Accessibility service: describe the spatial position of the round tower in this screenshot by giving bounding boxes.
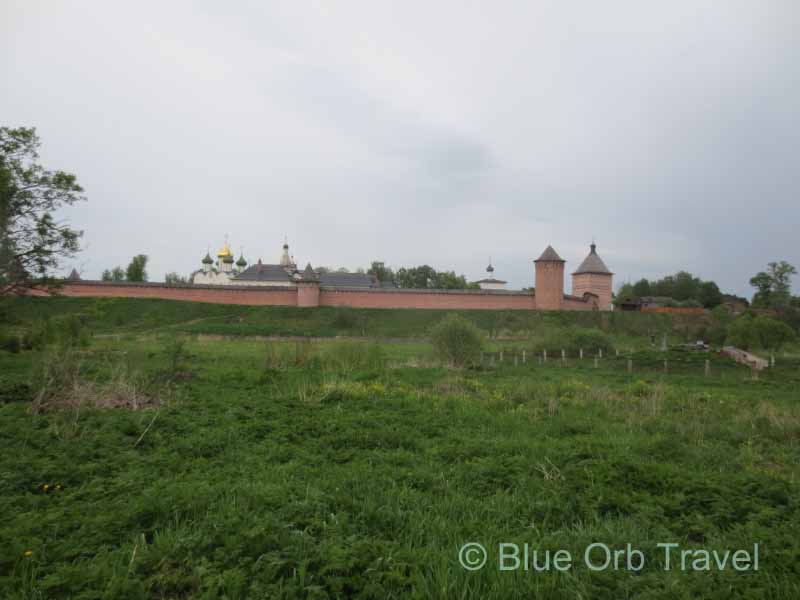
[534,245,565,310]
[572,242,614,311]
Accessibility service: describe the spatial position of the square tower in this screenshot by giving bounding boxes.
[534,245,565,310]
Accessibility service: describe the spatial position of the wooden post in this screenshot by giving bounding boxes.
[598,348,603,359]
[770,353,775,368]
[704,359,710,377]
[522,350,527,364]
[615,349,619,357]
[663,359,668,374]
[579,348,584,359]
[594,357,598,369]
[500,351,504,362]
[627,358,633,373]
[561,349,565,365]
[543,350,547,363]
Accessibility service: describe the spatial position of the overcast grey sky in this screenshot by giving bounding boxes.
[2,1,798,297]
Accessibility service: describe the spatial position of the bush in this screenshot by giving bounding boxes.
[320,341,385,374]
[331,308,361,331]
[0,333,21,354]
[569,328,612,354]
[430,314,483,367]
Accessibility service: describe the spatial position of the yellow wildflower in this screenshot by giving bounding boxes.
[24,550,33,557]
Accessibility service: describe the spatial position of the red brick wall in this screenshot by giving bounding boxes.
[561,296,598,311]
[35,281,603,312]
[319,288,536,310]
[47,282,298,306]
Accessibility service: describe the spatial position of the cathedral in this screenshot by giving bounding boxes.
[191,239,385,289]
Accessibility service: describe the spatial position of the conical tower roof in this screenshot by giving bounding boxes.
[202,252,214,264]
[573,243,612,275]
[534,245,565,262]
[301,262,319,281]
[236,253,247,267]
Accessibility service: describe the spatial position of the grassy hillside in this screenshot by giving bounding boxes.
[0,296,698,345]
[1,332,799,598]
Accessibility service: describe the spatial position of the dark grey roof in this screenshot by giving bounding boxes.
[573,243,612,275]
[534,245,565,262]
[202,253,213,264]
[476,278,507,284]
[233,263,294,282]
[320,272,378,288]
[236,254,247,267]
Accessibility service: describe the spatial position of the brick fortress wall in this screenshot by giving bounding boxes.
[32,281,602,311]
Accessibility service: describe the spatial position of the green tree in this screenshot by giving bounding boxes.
[0,127,85,293]
[725,314,760,350]
[101,266,126,282]
[750,261,796,308]
[697,281,723,308]
[367,261,395,284]
[631,278,651,297]
[754,315,795,350]
[125,255,148,282]
[165,272,188,286]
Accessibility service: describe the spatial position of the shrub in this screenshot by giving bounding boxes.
[0,333,20,354]
[321,341,385,373]
[331,308,360,331]
[569,328,612,354]
[430,314,483,367]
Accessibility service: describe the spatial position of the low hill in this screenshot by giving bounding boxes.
[1,296,707,347]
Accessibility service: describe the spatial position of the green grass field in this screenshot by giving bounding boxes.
[1,298,799,598]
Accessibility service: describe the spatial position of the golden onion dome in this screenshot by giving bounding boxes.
[217,242,233,258]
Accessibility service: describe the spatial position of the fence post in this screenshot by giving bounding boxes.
[500,351,504,362]
[561,349,565,365]
[663,359,668,374]
[522,350,527,364]
[580,348,583,360]
[770,353,775,368]
[514,354,519,367]
[615,349,619,357]
[594,357,598,369]
[627,358,633,373]
[543,350,547,363]
[704,359,710,377]
[598,348,603,359]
